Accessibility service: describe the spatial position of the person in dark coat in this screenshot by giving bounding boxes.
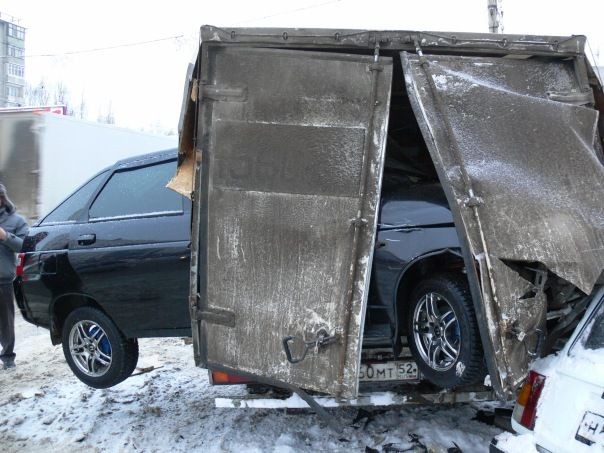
[0,183,28,369]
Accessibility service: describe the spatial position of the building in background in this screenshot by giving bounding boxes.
[0,12,25,107]
[0,110,177,222]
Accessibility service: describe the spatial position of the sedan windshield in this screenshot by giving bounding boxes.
[585,302,604,350]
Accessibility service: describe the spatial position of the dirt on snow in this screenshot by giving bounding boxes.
[0,314,504,452]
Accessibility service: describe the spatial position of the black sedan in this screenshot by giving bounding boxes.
[16,150,483,391]
[15,149,191,388]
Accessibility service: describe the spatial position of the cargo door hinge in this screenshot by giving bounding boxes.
[463,188,484,208]
[413,39,429,67]
[368,41,384,72]
[191,294,236,327]
[464,195,484,208]
[350,217,368,228]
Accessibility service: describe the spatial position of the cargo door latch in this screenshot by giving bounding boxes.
[282,328,338,364]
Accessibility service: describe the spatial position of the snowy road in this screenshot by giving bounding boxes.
[0,314,504,452]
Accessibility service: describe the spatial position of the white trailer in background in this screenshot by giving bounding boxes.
[0,111,176,222]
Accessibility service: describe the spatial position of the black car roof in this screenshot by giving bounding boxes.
[115,148,177,169]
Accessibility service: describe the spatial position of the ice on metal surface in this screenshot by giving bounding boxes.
[195,47,393,399]
[403,52,604,397]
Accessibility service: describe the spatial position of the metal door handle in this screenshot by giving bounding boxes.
[282,328,337,364]
[77,234,96,246]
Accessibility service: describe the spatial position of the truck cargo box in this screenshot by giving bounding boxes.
[173,26,604,401]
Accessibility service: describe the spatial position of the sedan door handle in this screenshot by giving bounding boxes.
[77,234,96,246]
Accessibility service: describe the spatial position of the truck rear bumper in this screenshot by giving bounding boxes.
[215,389,496,409]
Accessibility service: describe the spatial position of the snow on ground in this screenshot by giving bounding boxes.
[0,314,504,452]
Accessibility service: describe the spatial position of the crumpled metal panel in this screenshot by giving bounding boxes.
[194,46,392,399]
[402,53,604,396]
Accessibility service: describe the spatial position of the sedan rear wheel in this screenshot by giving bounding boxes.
[68,320,113,377]
[407,274,486,388]
[412,291,461,372]
[62,306,138,388]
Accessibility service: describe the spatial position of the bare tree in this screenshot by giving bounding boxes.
[77,91,87,119]
[53,82,70,112]
[97,101,115,125]
[24,79,78,117]
[24,80,50,106]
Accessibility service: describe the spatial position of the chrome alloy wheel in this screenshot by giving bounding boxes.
[68,320,112,377]
[412,292,460,371]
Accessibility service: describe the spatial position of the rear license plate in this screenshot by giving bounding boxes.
[359,361,419,382]
[576,411,604,446]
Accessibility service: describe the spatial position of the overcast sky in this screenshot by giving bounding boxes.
[1,0,603,134]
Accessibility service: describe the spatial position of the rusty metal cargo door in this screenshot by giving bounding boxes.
[402,53,604,398]
[192,47,392,399]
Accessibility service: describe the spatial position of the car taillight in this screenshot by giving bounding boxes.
[16,253,25,277]
[512,370,547,430]
[209,370,254,385]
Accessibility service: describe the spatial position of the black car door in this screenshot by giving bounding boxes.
[67,157,191,337]
[18,170,110,324]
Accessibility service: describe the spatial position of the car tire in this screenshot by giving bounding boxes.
[61,306,139,388]
[407,273,485,388]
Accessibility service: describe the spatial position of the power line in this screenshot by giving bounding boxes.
[1,1,346,60]
[2,34,187,59]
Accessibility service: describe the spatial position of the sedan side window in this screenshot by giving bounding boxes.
[570,298,604,355]
[584,302,604,350]
[89,160,182,219]
[42,171,109,224]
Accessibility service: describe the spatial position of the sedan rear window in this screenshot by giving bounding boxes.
[42,171,109,224]
[89,160,181,219]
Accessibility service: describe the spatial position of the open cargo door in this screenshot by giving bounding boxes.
[192,47,392,399]
[402,52,604,398]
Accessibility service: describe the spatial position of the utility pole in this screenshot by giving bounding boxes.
[487,0,504,33]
